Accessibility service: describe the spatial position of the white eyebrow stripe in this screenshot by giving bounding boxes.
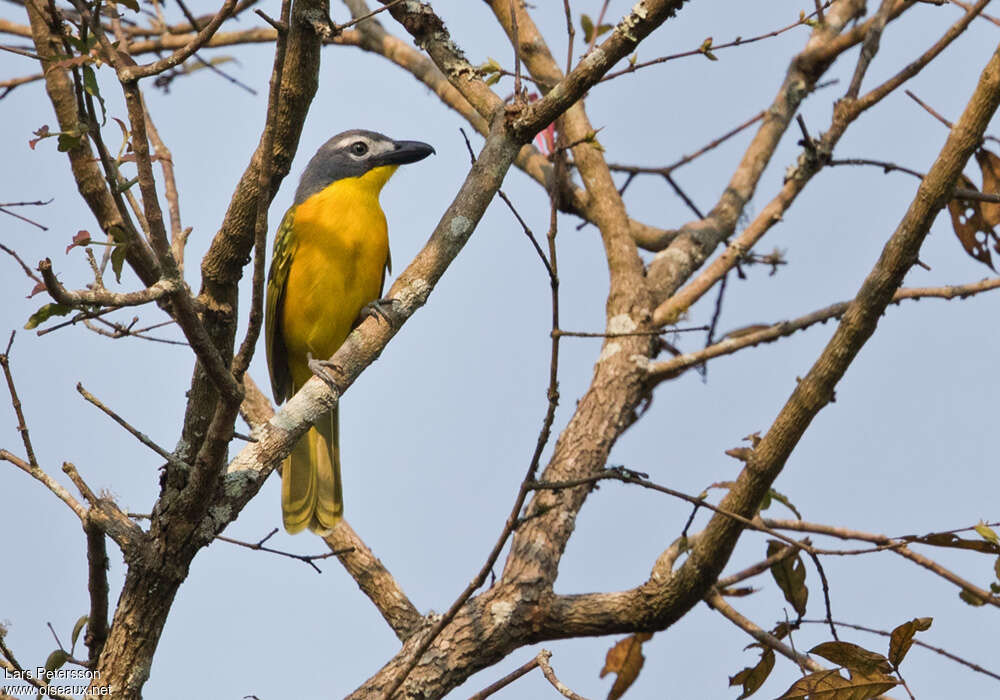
[330,134,395,155]
[331,135,365,150]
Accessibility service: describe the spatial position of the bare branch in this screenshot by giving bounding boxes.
[467,655,542,700]
[216,527,344,573]
[705,591,826,672]
[647,278,1000,382]
[38,258,179,308]
[324,520,424,640]
[76,383,188,469]
[118,1,238,81]
[537,650,589,700]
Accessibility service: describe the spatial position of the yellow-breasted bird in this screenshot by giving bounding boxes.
[265,130,434,534]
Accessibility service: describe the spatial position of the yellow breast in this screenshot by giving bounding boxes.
[281,166,396,388]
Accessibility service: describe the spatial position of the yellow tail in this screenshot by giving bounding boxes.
[281,407,343,534]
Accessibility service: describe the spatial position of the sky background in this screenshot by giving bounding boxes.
[1,1,998,698]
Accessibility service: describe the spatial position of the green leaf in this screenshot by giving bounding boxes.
[760,488,802,518]
[111,242,128,283]
[767,540,808,616]
[596,24,614,40]
[71,615,89,649]
[888,617,932,668]
[975,521,1000,546]
[25,303,72,330]
[758,491,772,512]
[44,649,68,673]
[478,57,502,75]
[57,132,82,152]
[485,72,501,86]
[729,647,774,699]
[82,65,106,125]
[580,14,594,43]
[116,175,140,193]
[809,641,892,676]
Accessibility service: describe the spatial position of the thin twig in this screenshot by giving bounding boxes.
[600,6,826,82]
[508,0,522,98]
[467,655,541,700]
[76,383,188,468]
[537,650,589,700]
[0,332,38,466]
[0,199,51,229]
[0,243,43,286]
[905,89,953,129]
[216,528,348,573]
[553,325,708,339]
[610,111,765,177]
[648,278,1000,382]
[662,172,704,219]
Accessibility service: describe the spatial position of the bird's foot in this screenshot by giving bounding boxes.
[355,297,396,327]
[307,352,342,393]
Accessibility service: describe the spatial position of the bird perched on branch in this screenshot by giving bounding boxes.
[265,130,434,534]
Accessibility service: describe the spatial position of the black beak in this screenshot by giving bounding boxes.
[380,140,435,166]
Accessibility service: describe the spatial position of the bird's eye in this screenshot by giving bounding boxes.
[350,141,369,156]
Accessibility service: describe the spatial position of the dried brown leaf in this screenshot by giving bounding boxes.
[947,174,998,270]
[888,617,932,667]
[600,632,652,700]
[975,149,1000,226]
[906,531,1000,554]
[767,541,808,616]
[776,667,898,700]
[729,646,775,699]
[809,641,892,676]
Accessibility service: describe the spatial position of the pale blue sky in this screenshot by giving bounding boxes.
[1,2,998,698]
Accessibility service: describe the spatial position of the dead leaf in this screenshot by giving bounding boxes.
[767,541,808,616]
[600,632,652,700]
[729,646,774,699]
[809,641,892,676]
[776,667,898,699]
[904,531,1000,554]
[947,174,999,270]
[888,617,932,667]
[974,149,1000,226]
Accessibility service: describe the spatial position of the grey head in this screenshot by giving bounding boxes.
[294,129,435,204]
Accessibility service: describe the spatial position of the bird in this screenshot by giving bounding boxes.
[265,129,434,534]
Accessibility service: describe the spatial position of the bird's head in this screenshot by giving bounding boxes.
[294,130,435,204]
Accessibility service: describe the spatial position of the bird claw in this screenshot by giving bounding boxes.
[307,352,342,392]
[356,297,396,327]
